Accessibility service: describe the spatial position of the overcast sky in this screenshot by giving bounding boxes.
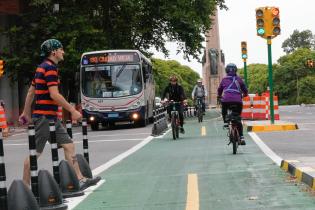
[153,0,315,76]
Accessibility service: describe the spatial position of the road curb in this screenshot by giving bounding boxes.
[280,160,315,190]
[247,123,298,132]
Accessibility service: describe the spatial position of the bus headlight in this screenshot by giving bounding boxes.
[132,113,139,120]
[89,116,95,121]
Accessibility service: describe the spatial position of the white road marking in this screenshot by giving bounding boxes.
[248,132,282,166]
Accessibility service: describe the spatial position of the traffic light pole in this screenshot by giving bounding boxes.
[243,60,248,86]
[267,37,275,124]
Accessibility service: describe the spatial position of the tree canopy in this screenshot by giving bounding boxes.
[282,30,315,54]
[1,0,226,84]
[152,58,200,98]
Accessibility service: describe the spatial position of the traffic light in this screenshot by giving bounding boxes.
[241,41,247,60]
[270,7,280,36]
[256,7,280,38]
[256,7,265,37]
[0,60,4,77]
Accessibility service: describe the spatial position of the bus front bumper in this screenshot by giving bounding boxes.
[82,107,145,124]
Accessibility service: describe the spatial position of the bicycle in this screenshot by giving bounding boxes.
[169,101,181,140]
[224,105,242,154]
[195,97,203,123]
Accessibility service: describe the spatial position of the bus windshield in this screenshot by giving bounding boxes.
[81,64,143,98]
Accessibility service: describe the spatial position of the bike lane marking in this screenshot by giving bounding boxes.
[201,126,206,136]
[248,132,282,166]
[185,173,199,210]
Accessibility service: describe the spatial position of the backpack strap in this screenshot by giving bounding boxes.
[223,76,241,93]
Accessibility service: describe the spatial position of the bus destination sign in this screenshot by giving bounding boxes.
[82,52,140,65]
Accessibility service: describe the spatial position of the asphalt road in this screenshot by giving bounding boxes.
[256,105,315,160]
[3,123,153,188]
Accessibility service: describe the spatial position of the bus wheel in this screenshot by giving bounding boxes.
[91,122,99,131]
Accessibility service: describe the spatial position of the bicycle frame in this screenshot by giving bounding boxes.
[226,108,241,154]
[169,101,181,140]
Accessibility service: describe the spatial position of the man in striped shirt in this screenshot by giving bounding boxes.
[19,39,100,190]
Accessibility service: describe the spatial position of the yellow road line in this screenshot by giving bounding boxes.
[201,126,206,136]
[185,173,199,210]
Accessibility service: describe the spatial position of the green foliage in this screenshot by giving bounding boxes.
[1,0,225,85]
[298,76,315,104]
[282,29,315,54]
[239,64,268,94]
[152,59,200,99]
[274,48,315,104]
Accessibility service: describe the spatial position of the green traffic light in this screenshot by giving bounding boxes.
[257,28,265,35]
[242,54,247,59]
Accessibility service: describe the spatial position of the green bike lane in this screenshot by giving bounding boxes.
[74,110,315,210]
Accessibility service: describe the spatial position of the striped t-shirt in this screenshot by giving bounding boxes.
[31,59,60,119]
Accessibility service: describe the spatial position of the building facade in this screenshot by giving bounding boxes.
[202,11,225,106]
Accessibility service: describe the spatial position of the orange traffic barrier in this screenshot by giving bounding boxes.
[57,106,63,121]
[241,96,252,120]
[252,96,265,120]
[264,96,280,120]
[0,105,9,137]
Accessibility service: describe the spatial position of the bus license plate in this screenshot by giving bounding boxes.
[108,113,119,118]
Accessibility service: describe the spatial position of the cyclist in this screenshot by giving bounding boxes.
[192,79,207,114]
[217,63,248,145]
[162,75,187,134]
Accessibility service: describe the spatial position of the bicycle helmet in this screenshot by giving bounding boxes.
[40,39,63,57]
[197,79,202,83]
[169,75,178,82]
[225,63,237,74]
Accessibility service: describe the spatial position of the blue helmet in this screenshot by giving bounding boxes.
[225,63,237,74]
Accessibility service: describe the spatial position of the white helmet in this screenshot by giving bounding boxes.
[197,79,202,83]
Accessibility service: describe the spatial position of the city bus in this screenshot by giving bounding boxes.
[80,50,155,130]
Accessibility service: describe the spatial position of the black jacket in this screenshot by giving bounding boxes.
[162,83,186,102]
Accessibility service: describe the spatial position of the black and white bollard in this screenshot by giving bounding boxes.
[82,119,89,164]
[49,121,60,184]
[28,124,39,202]
[66,120,72,139]
[0,128,7,210]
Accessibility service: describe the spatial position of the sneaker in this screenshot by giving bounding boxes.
[240,136,246,145]
[79,177,99,191]
[180,127,185,134]
[90,176,102,185]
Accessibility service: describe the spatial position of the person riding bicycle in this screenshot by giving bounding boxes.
[192,79,207,114]
[162,75,187,134]
[217,63,248,145]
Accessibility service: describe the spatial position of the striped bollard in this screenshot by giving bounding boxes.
[82,119,89,164]
[49,121,60,184]
[0,128,7,210]
[66,120,72,139]
[28,125,39,202]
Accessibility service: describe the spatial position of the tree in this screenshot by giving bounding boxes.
[282,30,315,54]
[1,0,226,83]
[274,48,315,104]
[152,59,200,98]
[239,64,268,94]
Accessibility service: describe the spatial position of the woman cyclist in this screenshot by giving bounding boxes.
[217,63,248,145]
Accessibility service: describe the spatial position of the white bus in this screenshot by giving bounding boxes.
[80,50,155,130]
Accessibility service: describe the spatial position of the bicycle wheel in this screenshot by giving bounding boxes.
[175,117,179,138]
[232,127,239,154]
[171,115,176,140]
[199,107,203,122]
